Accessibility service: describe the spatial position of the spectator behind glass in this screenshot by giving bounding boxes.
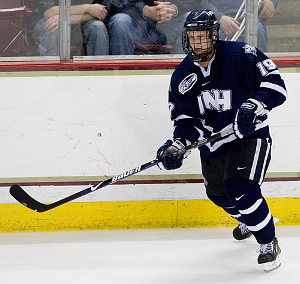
[33,0,109,56]
[105,1,178,55]
[210,0,278,52]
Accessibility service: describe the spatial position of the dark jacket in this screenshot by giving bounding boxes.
[171,0,225,16]
[93,0,161,33]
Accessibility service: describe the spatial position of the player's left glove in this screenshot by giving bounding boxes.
[234,98,268,139]
[156,139,190,170]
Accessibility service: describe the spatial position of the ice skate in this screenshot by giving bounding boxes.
[233,222,252,240]
[257,237,281,272]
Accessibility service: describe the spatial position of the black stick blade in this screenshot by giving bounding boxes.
[10,185,49,213]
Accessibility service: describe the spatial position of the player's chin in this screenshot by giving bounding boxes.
[194,48,209,54]
[194,48,203,54]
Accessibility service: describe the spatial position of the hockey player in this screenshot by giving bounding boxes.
[156,10,287,271]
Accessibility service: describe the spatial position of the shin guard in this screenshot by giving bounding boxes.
[225,177,275,244]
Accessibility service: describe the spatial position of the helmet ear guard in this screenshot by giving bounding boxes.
[182,10,220,62]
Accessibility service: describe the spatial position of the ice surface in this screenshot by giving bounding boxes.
[0,226,299,284]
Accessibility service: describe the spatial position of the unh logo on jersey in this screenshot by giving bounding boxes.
[243,44,257,56]
[198,89,232,114]
[179,73,197,94]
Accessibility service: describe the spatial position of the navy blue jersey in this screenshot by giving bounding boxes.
[169,40,287,158]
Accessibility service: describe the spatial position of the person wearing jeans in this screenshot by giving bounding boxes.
[105,1,178,55]
[107,12,167,55]
[33,0,109,56]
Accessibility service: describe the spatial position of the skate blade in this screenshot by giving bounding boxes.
[262,257,281,272]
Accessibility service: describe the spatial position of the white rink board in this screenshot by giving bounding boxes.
[1,181,300,204]
[0,73,299,203]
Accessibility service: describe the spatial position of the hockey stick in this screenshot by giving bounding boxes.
[10,127,234,212]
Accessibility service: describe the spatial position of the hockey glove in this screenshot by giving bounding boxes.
[156,139,190,170]
[234,98,268,139]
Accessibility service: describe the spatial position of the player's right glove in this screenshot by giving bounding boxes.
[156,139,190,170]
[234,98,268,139]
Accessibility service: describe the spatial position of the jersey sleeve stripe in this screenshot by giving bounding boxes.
[266,70,280,76]
[206,133,236,152]
[193,126,205,139]
[260,82,288,98]
[174,114,193,121]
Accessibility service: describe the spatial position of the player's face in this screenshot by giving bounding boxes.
[187,30,215,56]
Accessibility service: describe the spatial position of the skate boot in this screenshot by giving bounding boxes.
[257,237,281,272]
[233,222,252,240]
